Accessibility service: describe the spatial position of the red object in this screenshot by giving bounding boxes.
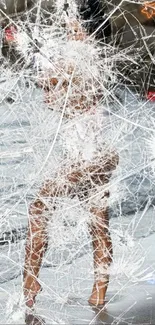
[147,91,155,101]
[4,25,17,42]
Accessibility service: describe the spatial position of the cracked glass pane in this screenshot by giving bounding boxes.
[0,1,155,324]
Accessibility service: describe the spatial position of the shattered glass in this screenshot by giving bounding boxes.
[0,0,155,324]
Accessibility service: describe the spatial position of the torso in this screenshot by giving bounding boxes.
[33,7,113,167]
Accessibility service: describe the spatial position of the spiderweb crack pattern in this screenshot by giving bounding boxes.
[0,0,155,324]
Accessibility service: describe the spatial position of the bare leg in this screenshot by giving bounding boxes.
[71,162,115,306]
[23,199,48,307]
[88,207,112,306]
[23,181,71,307]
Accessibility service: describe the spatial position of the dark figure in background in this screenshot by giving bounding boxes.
[1,23,17,61]
[1,22,25,68]
[79,0,111,41]
[109,1,155,96]
[0,0,33,16]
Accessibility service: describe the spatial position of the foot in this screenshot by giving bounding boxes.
[23,277,42,308]
[88,281,107,306]
[25,312,46,325]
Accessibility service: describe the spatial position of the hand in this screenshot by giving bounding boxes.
[66,20,87,41]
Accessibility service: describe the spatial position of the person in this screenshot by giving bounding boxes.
[23,8,119,308]
[1,22,17,61]
[1,21,26,68]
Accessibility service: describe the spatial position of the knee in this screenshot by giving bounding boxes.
[67,170,83,183]
[97,152,119,184]
[29,199,47,216]
[112,152,119,168]
[110,152,119,170]
[90,207,109,220]
[104,152,119,173]
[90,207,110,230]
[27,207,48,245]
